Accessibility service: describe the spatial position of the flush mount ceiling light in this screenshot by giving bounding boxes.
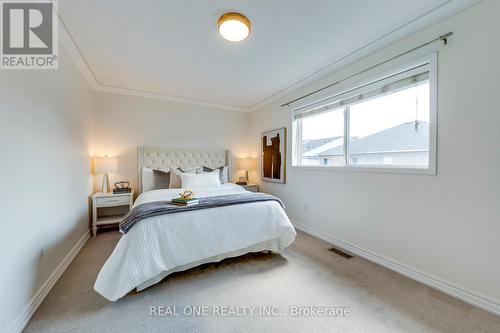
[217,12,251,42]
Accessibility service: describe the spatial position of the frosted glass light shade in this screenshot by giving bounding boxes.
[94,156,118,174]
[217,12,251,42]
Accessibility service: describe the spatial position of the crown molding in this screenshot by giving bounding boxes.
[248,0,481,111]
[58,0,480,113]
[59,17,99,90]
[96,84,251,112]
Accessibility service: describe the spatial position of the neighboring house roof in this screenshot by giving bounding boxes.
[302,137,344,157]
[302,137,338,153]
[310,121,429,157]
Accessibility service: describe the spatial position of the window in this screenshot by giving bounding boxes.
[296,107,345,166]
[292,55,436,174]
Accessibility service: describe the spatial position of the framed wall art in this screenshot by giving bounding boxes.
[261,127,286,183]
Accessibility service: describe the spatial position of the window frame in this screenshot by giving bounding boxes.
[291,53,437,175]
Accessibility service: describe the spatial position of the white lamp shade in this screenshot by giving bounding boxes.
[238,157,256,171]
[94,156,118,174]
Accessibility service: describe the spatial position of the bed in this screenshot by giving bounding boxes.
[94,147,296,301]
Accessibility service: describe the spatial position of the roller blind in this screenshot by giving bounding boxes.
[294,70,429,121]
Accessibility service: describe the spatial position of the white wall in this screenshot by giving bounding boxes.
[250,0,500,308]
[92,92,253,192]
[1,1,499,329]
[0,48,94,331]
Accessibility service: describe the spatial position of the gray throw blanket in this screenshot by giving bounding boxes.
[119,192,284,234]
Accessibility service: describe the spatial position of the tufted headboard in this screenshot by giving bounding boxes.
[137,147,232,194]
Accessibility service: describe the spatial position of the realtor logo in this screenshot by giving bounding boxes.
[1,0,58,69]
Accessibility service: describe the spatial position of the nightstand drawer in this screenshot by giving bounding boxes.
[96,195,130,207]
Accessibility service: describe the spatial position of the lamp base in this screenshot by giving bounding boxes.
[101,172,111,193]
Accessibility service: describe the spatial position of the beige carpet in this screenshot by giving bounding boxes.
[24,230,500,333]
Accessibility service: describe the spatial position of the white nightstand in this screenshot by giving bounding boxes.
[241,184,259,192]
[91,191,134,237]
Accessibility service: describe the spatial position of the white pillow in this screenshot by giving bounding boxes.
[201,165,229,184]
[169,167,201,189]
[181,172,221,189]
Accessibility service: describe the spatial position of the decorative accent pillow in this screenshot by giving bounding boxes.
[202,165,229,184]
[169,167,201,189]
[180,172,221,189]
[142,167,170,192]
[152,169,170,190]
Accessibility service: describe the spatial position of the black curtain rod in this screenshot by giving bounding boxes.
[281,31,453,108]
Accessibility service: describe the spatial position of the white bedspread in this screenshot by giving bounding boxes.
[94,184,296,301]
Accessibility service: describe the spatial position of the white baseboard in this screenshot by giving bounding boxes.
[291,220,500,317]
[8,229,91,333]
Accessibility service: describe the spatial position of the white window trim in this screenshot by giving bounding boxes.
[291,53,437,176]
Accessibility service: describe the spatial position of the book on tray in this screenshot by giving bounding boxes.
[170,198,199,206]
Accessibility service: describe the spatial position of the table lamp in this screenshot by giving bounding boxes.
[237,157,256,185]
[94,155,118,193]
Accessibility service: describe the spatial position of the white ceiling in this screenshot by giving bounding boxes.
[59,0,476,111]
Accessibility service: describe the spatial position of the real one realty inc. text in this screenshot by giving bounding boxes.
[149,305,351,318]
